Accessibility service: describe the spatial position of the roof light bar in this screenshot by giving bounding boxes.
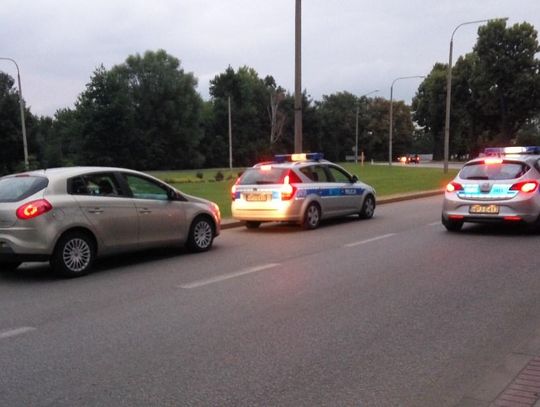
[483,146,540,156]
[274,153,324,163]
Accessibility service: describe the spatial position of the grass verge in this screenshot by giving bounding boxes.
[148,164,458,219]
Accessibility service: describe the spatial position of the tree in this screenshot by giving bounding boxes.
[471,20,540,142]
[75,50,203,170]
[412,63,447,160]
[315,92,358,161]
[0,72,30,174]
[207,66,273,167]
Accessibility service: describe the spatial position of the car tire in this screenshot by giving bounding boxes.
[359,194,376,219]
[442,215,463,232]
[51,231,96,278]
[187,216,215,252]
[1,261,22,271]
[245,221,261,229]
[302,203,321,230]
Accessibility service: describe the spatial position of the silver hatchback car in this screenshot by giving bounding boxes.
[442,146,540,231]
[0,167,221,277]
[231,153,376,229]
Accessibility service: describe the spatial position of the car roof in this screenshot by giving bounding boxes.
[252,159,334,170]
[466,155,540,166]
[6,166,143,180]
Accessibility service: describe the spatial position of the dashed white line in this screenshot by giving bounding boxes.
[344,233,397,248]
[179,263,280,289]
[0,327,36,340]
[428,221,441,226]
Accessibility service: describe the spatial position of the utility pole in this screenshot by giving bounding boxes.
[228,96,232,173]
[294,0,302,153]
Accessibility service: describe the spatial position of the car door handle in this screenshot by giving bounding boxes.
[139,209,152,214]
[87,208,104,214]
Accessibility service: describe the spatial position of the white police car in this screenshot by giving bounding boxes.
[231,153,376,229]
[442,146,540,231]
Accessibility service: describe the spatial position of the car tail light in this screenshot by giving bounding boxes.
[504,216,522,221]
[231,178,241,201]
[16,199,52,220]
[510,180,539,193]
[446,181,463,192]
[281,175,297,200]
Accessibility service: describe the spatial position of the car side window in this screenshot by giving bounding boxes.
[327,166,352,183]
[69,173,122,197]
[300,165,329,182]
[123,174,169,201]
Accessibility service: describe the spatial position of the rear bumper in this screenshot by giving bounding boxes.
[442,193,540,224]
[231,200,303,222]
[0,245,49,262]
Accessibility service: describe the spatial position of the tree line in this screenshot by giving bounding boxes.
[1,20,539,175]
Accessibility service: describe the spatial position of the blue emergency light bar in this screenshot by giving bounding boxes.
[274,153,324,163]
[483,146,540,156]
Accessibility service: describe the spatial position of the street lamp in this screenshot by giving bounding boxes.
[0,57,29,170]
[389,76,424,166]
[443,18,508,173]
[355,90,379,163]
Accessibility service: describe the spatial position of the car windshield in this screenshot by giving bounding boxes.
[238,168,288,185]
[0,176,49,202]
[459,161,529,180]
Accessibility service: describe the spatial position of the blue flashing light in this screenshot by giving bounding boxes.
[274,153,324,163]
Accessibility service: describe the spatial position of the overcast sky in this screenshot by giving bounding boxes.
[1,0,539,117]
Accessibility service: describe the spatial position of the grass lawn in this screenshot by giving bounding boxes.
[148,164,458,219]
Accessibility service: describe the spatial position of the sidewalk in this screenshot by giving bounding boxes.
[221,189,444,230]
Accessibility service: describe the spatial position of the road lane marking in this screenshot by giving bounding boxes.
[428,221,441,226]
[344,233,396,248]
[0,327,36,340]
[179,263,280,289]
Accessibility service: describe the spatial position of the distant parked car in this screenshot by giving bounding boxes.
[398,154,420,164]
[0,167,221,277]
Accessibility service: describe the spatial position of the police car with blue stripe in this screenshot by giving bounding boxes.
[442,146,540,231]
[231,153,376,229]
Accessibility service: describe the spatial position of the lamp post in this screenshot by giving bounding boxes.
[443,18,507,173]
[355,90,379,164]
[389,76,424,166]
[0,57,29,170]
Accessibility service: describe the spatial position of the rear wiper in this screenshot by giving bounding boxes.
[466,176,489,180]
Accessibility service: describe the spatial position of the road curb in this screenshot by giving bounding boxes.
[221,189,444,230]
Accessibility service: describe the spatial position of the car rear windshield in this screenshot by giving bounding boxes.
[0,176,49,203]
[238,168,289,185]
[459,161,530,180]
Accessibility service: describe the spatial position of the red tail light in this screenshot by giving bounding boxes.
[231,178,241,201]
[16,199,52,220]
[446,181,463,193]
[510,180,539,193]
[281,175,297,200]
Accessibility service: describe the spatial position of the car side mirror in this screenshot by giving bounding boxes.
[351,175,358,183]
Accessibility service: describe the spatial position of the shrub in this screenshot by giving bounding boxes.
[196,172,204,180]
[215,171,224,182]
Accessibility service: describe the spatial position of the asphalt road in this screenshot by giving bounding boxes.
[2,196,540,406]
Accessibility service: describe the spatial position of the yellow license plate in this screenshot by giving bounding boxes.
[469,204,499,214]
[245,193,268,202]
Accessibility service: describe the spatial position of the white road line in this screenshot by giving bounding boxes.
[0,327,36,340]
[344,233,397,248]
[428,221,441,226]
[179,263,280,289]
